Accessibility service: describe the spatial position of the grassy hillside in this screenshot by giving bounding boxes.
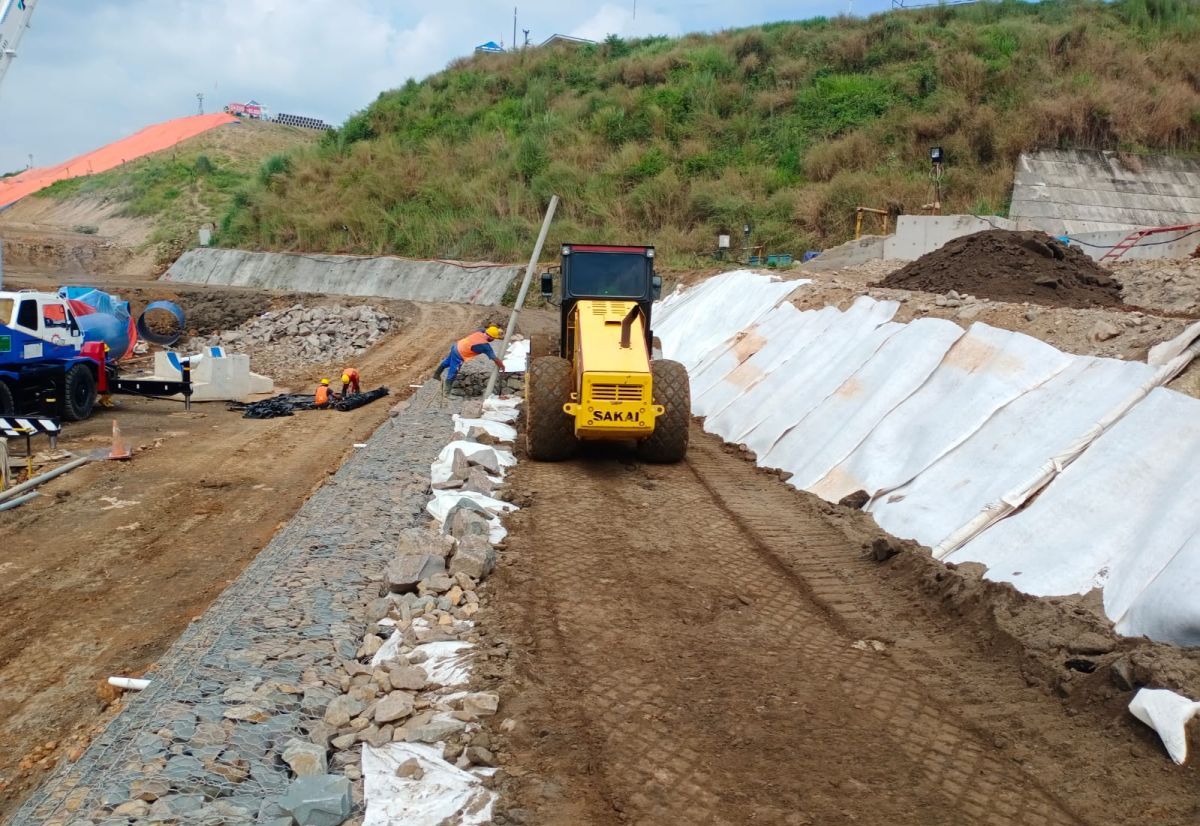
[222,0,1200,266]
[36,121,318,266]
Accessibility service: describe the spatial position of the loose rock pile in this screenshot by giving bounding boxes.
[1114,257,1200,316]
[198,303,393,379]
[447,356,525,399]
[312,402,521,822]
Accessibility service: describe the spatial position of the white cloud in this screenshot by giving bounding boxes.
[570,4,683,40]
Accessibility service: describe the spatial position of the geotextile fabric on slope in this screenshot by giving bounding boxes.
[655,270,1200,645]
[0,113,238,208]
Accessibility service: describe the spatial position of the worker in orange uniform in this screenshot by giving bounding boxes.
[433,325,505,391]
[314,378,334,408]
[340,368,361,397]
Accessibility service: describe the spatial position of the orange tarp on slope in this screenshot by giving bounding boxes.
[0,113,239,209]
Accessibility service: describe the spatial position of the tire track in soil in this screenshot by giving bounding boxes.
[493,425,1133,825]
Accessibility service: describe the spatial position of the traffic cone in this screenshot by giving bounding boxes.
[107,420,132,460]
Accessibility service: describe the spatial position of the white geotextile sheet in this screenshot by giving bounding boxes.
[764,318,965,491]
[363,743,495,826]
[870,356,1156,550]
[452,415,517,444]
[430,441,516,485]
[503,339,530,373]
[706,297,898,454]
[693,305,839,421]
[689,302,810,417]
[949,388,1200,643]
[808,323,1075,502]
[653,270,801,370]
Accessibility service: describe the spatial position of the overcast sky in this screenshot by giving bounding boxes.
[0,0,893,173]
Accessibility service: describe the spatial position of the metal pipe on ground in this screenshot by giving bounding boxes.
[484,194,559,399]
[0,456,89,504]
[0,491,39,512]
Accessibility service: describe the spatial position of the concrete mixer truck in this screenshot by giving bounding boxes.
[0,290,104,420]
[0,289,191,420]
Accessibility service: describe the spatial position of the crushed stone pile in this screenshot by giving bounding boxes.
[197,303,392,379]
[878,230,1124,309]
[1113,257,1200,316]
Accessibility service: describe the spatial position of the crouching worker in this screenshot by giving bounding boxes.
[315,378,335,407]
[433,325,505,392]
[341,367,361,397]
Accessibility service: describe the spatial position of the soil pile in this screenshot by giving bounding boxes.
[179,292,273,334]
[879,230,1124,309]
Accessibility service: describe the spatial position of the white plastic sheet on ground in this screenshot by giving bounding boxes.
[809,323,1074,502]
[653,270,802,371]
[452,415,517,444]
[481,395,522,424]
[370,637,473,688]
[766,318,965,492]
[950,390,1200,624]
[1129,688,1200,764]
[691,304,837,420]
[655,270,1200,644]
[708,298,899,455]
[873,356,1155,550]
[426,490,515,544]
[503,339,530,374]
[430,442,517,486]
[363,743,495,825]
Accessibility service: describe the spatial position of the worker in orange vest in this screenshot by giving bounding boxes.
[340,368,361,397]
[433,325,505,390]
[314,378,334,407]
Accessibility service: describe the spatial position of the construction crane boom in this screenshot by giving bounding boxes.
[0,0,39,99]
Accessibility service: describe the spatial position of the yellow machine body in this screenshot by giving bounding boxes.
[561,299,663,440]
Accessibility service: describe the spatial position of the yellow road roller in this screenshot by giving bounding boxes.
[526,243,690,462]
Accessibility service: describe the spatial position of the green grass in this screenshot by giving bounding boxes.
[30,124,318,266]
[214,0,1200,264]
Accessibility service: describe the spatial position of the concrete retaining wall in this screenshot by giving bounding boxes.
[164,248,520,305]
[883,214,1017,260]
[1069,227,1200,262]
[1011,149,1200,235]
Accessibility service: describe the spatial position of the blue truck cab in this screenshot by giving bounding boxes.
[0,290,101,420]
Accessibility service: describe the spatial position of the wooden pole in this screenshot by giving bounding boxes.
[0,438,9,491]
[484,194,559,399]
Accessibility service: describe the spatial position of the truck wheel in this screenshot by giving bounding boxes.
[0,381,13,416]
[526,356,576,461]
[637,359,690,463]
[63,364,97,422]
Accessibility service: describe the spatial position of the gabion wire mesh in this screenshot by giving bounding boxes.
[14,382,459,826]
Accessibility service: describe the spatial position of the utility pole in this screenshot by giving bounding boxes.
[484,195,559,399]
[633,0,637,21]
[513,7,517,54]
[196,92,204,115]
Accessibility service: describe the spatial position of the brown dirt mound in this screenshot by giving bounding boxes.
[878,229,1124,309]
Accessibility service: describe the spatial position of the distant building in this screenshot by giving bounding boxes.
[474,40,505,54]
[539,34,595,48]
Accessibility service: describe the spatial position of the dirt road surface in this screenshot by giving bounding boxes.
[490,427,1200,825]
[0,298,483,818]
